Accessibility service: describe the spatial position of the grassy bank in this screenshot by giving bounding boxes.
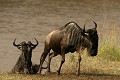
[0,56,120,80]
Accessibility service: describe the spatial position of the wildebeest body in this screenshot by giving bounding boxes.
[38,21,98,76]
[48,30,62,53]
[11,38,39,74]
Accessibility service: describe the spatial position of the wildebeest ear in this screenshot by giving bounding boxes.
[83,25,86,33]
[93,21,97,30]
[81,26,88,36]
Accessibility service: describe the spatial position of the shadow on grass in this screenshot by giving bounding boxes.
[81,72,120,77]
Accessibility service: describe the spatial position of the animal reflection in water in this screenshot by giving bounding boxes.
[11,38,39,74]
[38,21,98,76]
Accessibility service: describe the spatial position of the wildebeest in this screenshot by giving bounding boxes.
[11,38,39,74]
[38,21,98,76]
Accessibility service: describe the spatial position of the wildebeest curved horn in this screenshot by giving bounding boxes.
[31,38,39,46]
[93,21,97,29]
[13,38,20,47]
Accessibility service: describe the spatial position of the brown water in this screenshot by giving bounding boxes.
[0,0,120,72]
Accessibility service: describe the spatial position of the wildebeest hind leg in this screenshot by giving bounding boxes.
[39,45,51,74]
[46,52,58,74]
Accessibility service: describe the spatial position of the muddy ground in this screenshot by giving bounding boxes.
[0,0,120,79]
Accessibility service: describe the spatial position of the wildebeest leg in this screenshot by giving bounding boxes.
[39,45,51,74]
[76,54,81,76]
[57,50,65,75]
[76,49,83,76]
[24,68,29,74]
[46,52,58,74]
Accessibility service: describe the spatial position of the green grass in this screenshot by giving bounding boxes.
[99,43,120,61]
[98,22,120,61]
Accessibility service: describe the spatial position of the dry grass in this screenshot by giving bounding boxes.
[0,56,120,80]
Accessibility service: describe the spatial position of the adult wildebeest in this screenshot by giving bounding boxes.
[11,38,39,74]
[38,21,98,76]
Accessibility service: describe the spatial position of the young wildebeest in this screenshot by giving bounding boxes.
[11,38,39,74]
[38,21,98,76]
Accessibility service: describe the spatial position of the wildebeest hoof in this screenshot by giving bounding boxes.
[76,71,80,77]
[38,70,42,74]
[24,68,29,74]
[57,70,60,75]
[45,71,51,75]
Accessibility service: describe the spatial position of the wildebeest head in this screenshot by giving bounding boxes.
[83,21,98,56]
[13,38,39,74]
[13,38,38,74]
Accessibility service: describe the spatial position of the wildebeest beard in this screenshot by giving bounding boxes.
[24,51,32,69]
[20,43,30,66]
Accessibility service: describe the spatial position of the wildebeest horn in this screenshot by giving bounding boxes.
[13,38,20,47]
[93,21,97,29]
[31,38,39,46]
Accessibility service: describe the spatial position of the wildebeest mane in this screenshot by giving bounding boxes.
[58,21,81,30]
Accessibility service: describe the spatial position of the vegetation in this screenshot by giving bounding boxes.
[99,22,120,61]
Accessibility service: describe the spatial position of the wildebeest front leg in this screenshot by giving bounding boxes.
[46,52,58,74]
[24,68,29,74]
[57,50,65,75]
[76,49,83,76]
[76,54,81,76]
